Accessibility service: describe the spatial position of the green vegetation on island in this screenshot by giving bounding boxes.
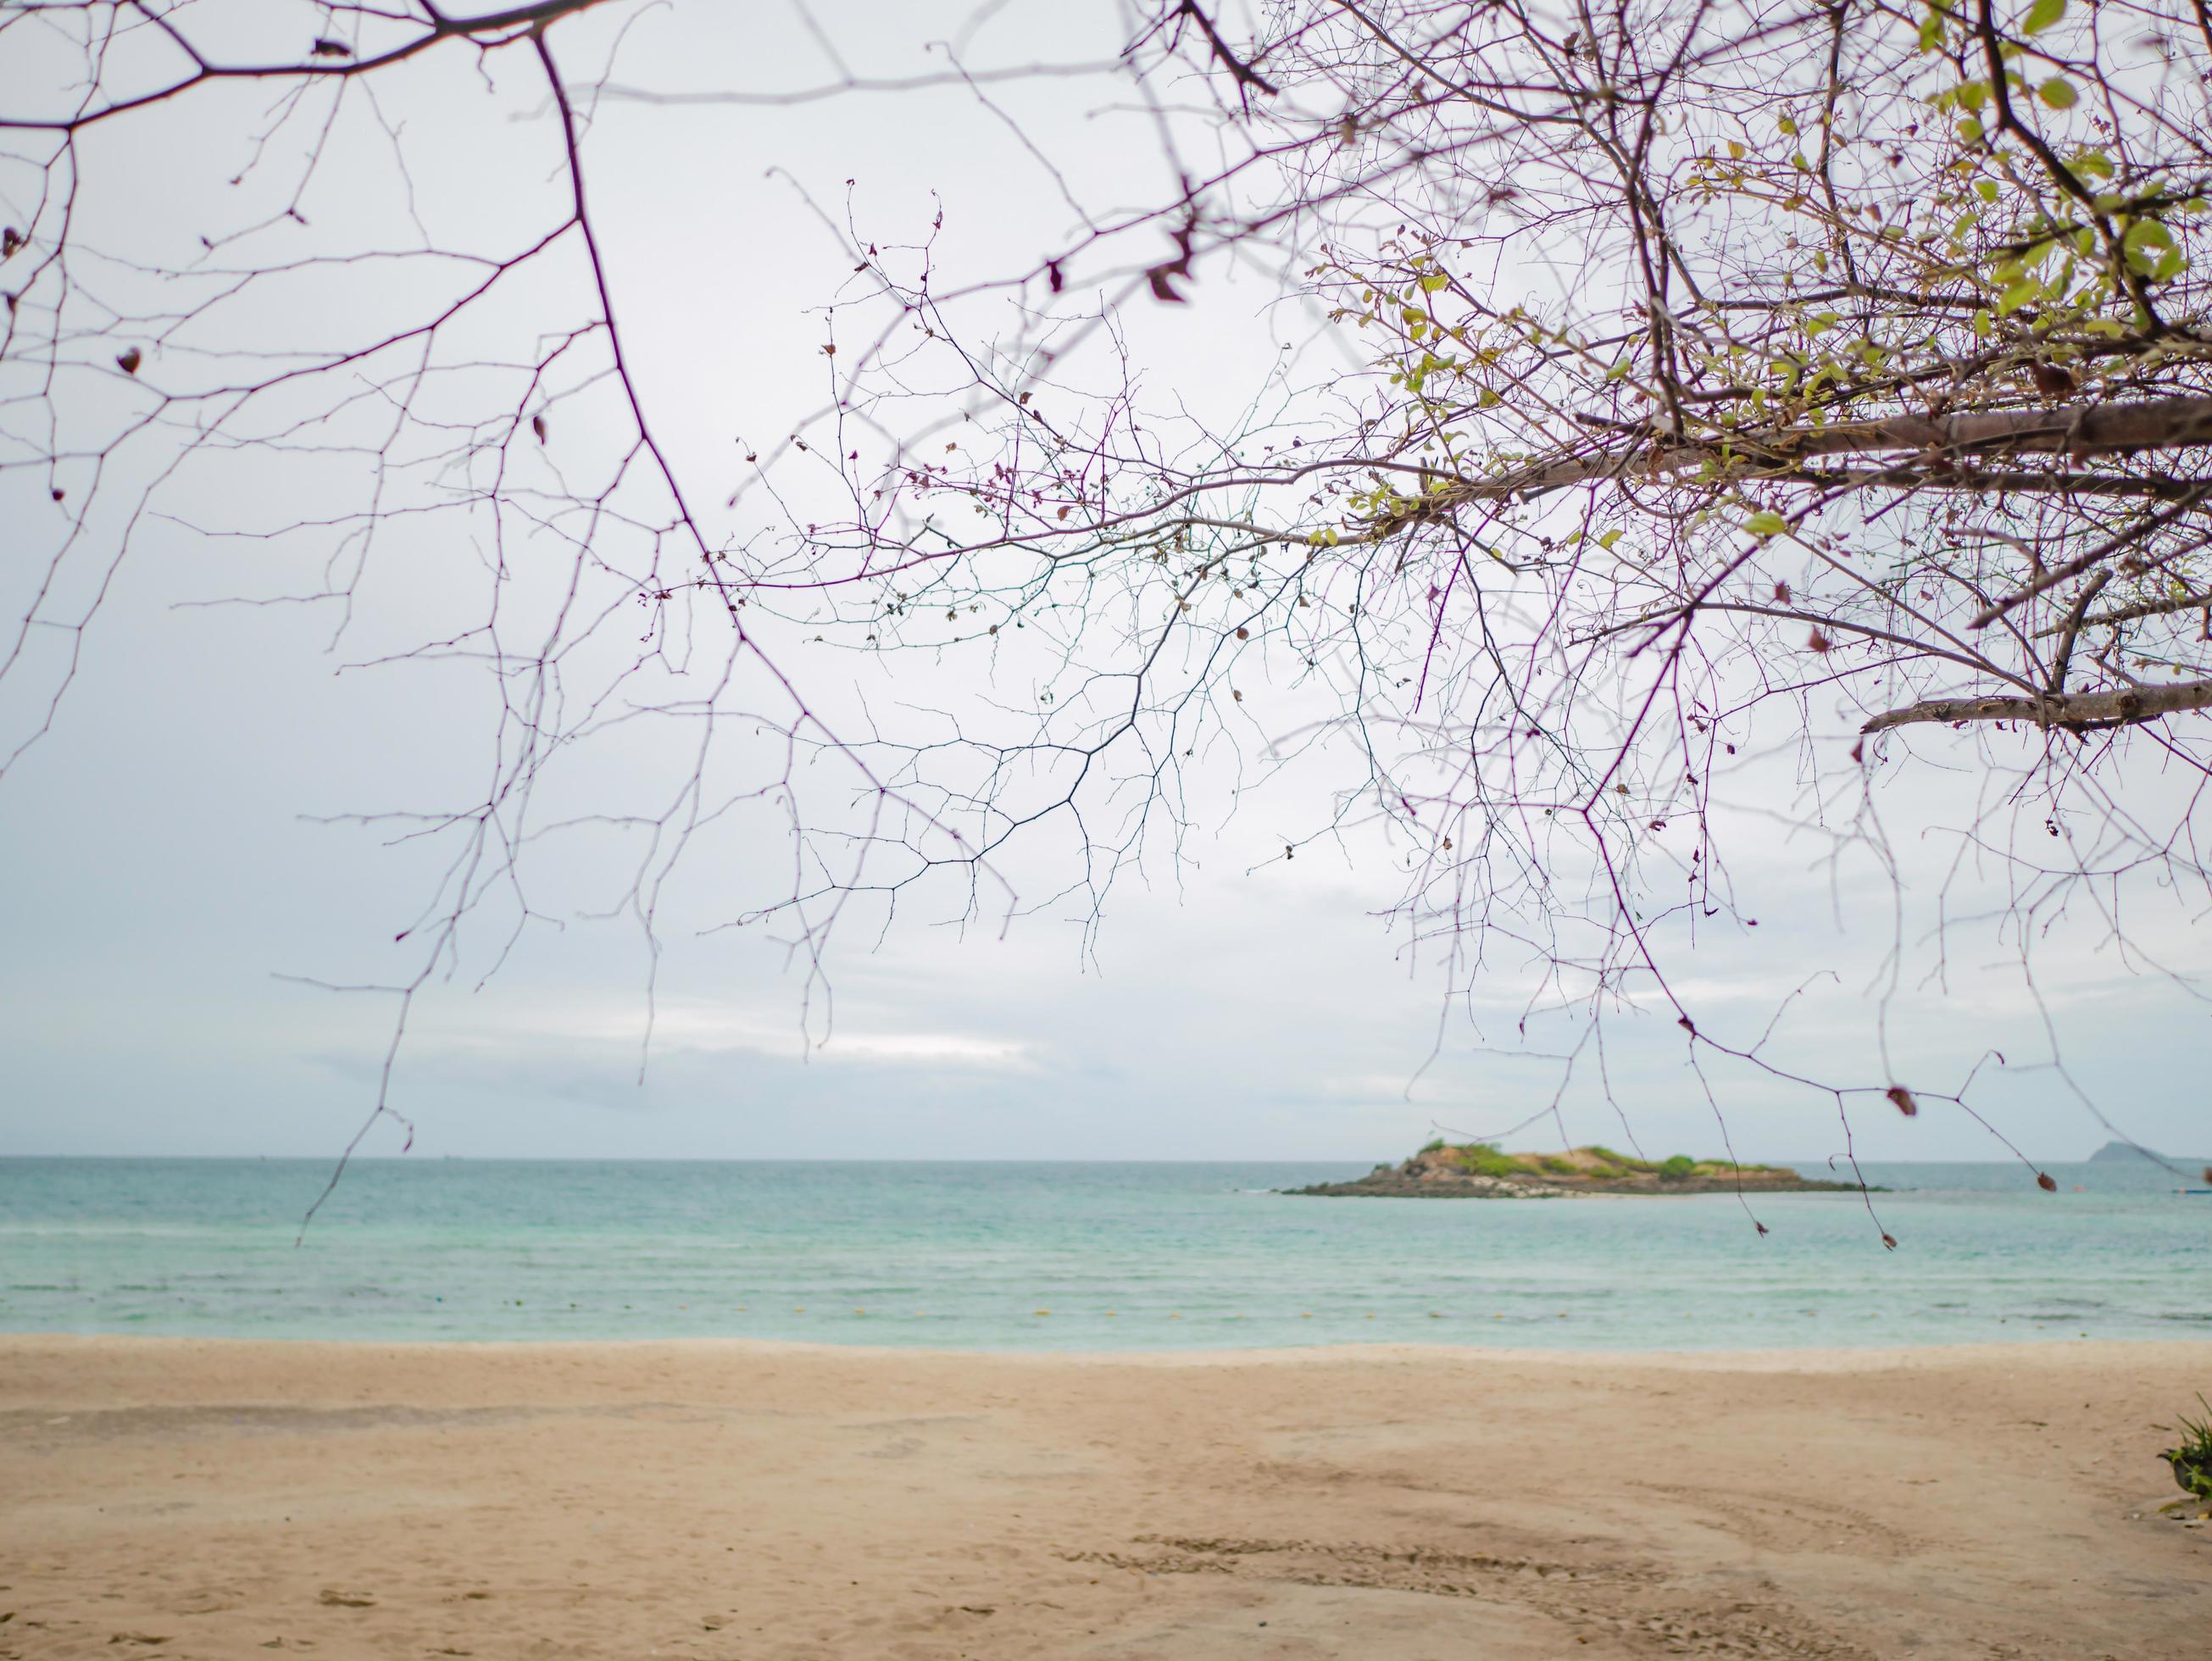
[1429,1142,1777,1182]
[1288,1141,1861,1199]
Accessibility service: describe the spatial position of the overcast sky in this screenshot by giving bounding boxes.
[2,1,2202,1167]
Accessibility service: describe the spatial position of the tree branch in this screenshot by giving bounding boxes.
[1420,396,2212,512]
[2037,583,2212,635]
[1861,678,2212,734]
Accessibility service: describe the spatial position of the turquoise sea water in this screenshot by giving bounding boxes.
[0,1157,2205,1351]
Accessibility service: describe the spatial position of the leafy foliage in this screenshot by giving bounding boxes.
[2161,1396,2212,1499]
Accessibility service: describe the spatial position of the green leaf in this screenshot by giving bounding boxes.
[1598,528,1624,550]
[1418,272,1450,292]
[2039,77,2077,109]
[1746,510,1789,538]
[2023,0,2065,33]
[2124,219,2175,256]
[1998,279,2040,314]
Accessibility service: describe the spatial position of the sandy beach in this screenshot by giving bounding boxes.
[0,1337,2204,1659]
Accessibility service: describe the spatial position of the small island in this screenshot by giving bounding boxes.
[1286,1140,1864,1198]
[2087,1140,2167,1164]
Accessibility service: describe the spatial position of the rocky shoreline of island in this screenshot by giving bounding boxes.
[1285,1140,1867,1198]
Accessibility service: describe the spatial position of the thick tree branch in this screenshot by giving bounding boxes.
[1423,396,2212,511]
[1861,678,2212,734]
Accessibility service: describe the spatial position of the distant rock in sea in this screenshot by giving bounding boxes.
[1285,1141,1864,1198]
[2087,1141,2166,1164]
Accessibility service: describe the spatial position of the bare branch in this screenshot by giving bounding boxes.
[1862,678,2212,734]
